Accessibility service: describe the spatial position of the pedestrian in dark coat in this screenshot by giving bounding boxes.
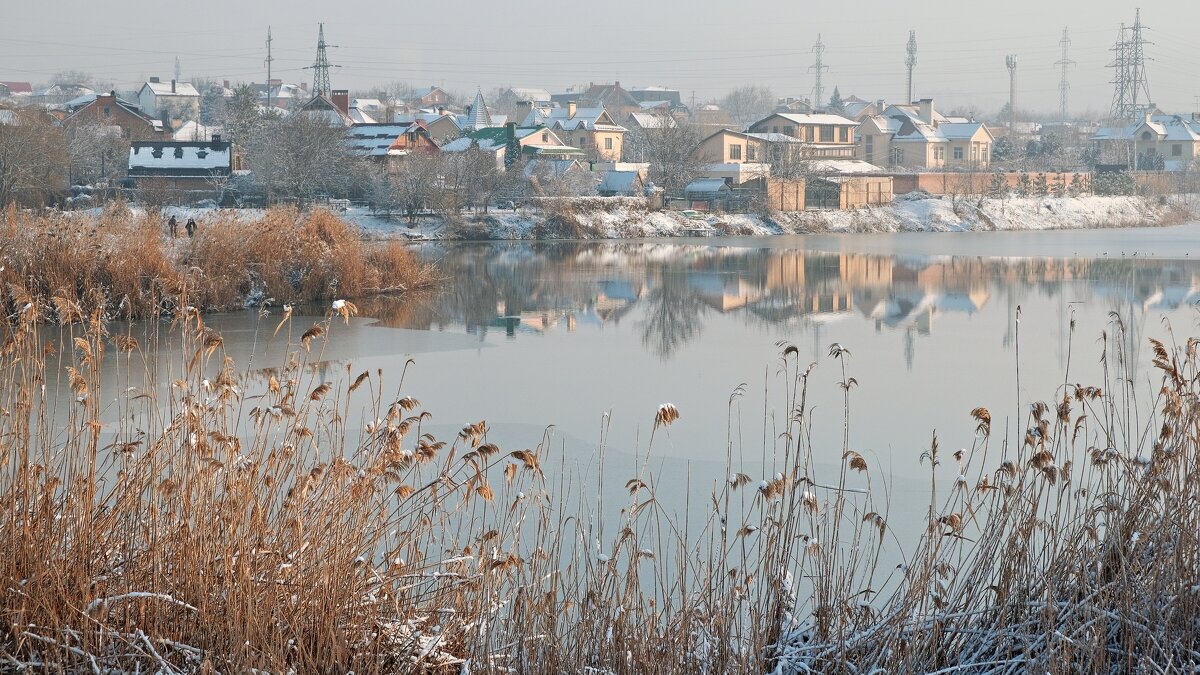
[168,215,178,238]
[186,218,196,238]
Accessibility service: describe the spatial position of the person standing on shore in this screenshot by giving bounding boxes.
[186,218,196,238]
[168,215,178,238]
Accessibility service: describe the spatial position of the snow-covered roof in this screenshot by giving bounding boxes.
[524,158,583,177]
[745,132,804,143]
[347,123,414,157]
[598,170,641,194]
[628,112,677,129]
[807,159,885,174]
[685,178,730,193]
[0,81,32,95]
[128,141,231,173]
[141,80,200,98]
[173,120,223,141]
[353,98,385,111]
[638,100,671,110]
[349,107,377,124]
[766,112,859,127]
[938,122,989,140]
[1095,114,1200,142]
[523,106,627,132]
[40,83,94,97]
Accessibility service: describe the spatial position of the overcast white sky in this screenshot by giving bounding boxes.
[2,0,1196,117]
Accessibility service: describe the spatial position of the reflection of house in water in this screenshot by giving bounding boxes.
[687,273,764,312]
[1141,271,1200,312]
[594,280,643,323]
[853,256,991,334]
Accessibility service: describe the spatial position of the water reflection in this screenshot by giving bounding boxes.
[355,243,1200,366]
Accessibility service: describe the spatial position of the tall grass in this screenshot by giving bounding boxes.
[0,202,437,321]
[0,295,1198,672]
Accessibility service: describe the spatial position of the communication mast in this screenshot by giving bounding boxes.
[1006,55,1018,132]
[905,30,917,103]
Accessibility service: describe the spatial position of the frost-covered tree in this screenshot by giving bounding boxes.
[0,108,68,206]
[828,87,845,114]
[991,136,1017,163]
[244,113,365,204]
[624,112,703,191]
[720,85,775,128]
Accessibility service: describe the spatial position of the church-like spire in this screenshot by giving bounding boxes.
[464,88,492,131]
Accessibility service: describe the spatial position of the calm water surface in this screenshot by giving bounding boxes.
[96,224,1200,547]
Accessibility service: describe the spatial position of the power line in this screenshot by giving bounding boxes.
[303,23,339,98]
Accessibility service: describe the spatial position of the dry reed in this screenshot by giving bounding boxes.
[0,202,437,321]
[0,292,1198,673]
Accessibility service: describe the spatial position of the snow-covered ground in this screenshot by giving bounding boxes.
[347,194,1194,241]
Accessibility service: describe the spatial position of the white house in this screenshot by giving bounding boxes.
[138,78,200,122]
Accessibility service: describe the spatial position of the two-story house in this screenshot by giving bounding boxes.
[747,113,859,158]
[858,99,993,169]
[521,102,627,161]
[1092,113,1200,170]
[137,78,201,124]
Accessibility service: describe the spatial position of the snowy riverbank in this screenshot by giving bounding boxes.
[349,194,1197,241]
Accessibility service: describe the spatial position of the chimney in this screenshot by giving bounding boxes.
[437,106,447,115]
[150,76,160,84]
[918,98,934,126]
[567,101,577,119]
[615,80,620,89]
[1144,112,1153,125]
[515,100,533,122]
[223,80,230,89]
[171,79,176,93]
[211,133,222,144]
[332,89,350,116]
[300,82,308,92]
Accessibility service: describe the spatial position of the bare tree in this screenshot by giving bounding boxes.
[64,119,127,186]
[244,114,365,205]
[720,85,775,128]
[0,108,68,206]
[624,112,703,192]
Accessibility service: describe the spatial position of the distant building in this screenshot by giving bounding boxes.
[347,122,439,163]
[64,92,167,139]
[0,81,32,98]
[127,136,233,200]
[857,99,993,169]
[137,77,201,123]
[597,170,644,196]
[35,83,95,106]
[553,82,640,119]
[747,113,859,158]
[411,86,451,108]
[501,88,553,106]
[522,102,627,161]
[297,90,354,126]
[441,124,582,169]
[1092,113,1200,171]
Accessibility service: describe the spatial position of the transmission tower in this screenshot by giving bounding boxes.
[1055,27,1074,123]
[1006,55,1018,132]
[265,26,274,88]
[1108,11,1153,123]
[905,30,917,103]
[810,34,829,107]
[305,23,339,98]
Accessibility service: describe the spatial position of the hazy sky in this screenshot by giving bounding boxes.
[3,0,1196,117]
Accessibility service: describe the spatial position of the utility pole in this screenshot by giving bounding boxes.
[810,34,829,108]
[174,56,181,82]
[905,30,917,103]
[1006,55,1018,133]
[305,23,339,99]
[1055,27,1074,124]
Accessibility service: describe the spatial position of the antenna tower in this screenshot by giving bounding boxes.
[905,30,917,103]
[1055,27,1074,123]
[1006,55,1018,132]
[305,23,339,98]
[810,34,829,107]
[265,26,274,87]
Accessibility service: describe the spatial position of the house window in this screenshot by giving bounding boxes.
[542,133,549,142]
[838,127,848,143]
[772,125,779,134]
[784,126,794,137]
[747,145,757,161]
[865,136,874,162]
[604,137,613,150]
[1173,144,1183,156]
[1142,131,1152,141]
[819,126,834,142]
[954,146,964,160]
[730,144,742,160]
[890,147,903,164]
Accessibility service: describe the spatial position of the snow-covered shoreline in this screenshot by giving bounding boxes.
[350,194,1197,241]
